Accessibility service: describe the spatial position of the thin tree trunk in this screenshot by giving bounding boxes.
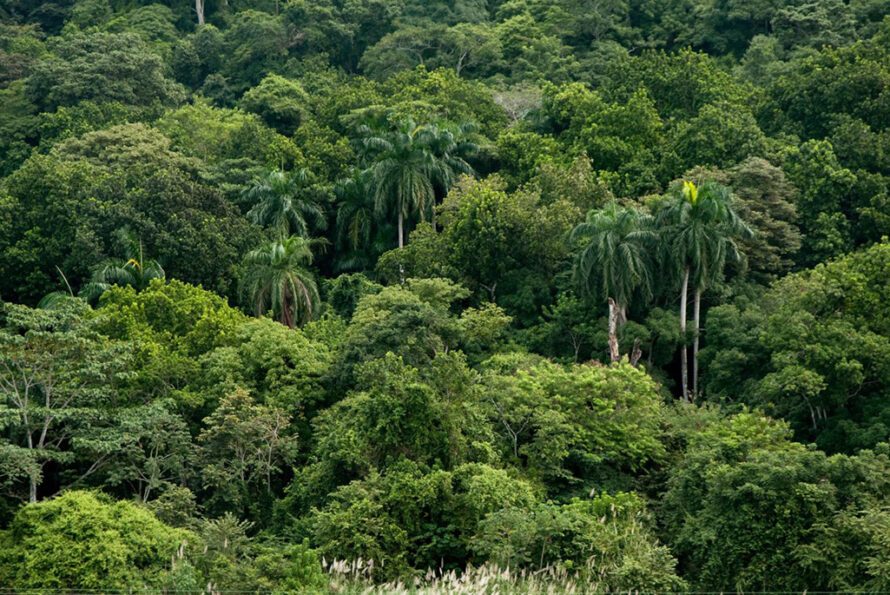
[398,211,404,248]
[26,430,38,503]
[607,297,620,363]
[480,282,497,303]
[630,338,643,367]
[693,287,702,400]
[195,0,205,25]
[456,51,469,76]
[680,267,689,402]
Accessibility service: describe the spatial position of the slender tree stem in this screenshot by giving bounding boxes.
[607,297,620,363]
[680,267,689,402]
[693,287,702,400]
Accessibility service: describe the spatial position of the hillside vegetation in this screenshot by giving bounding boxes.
[3,0,890,591]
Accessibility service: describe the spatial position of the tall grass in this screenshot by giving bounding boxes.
[324,559,623,594]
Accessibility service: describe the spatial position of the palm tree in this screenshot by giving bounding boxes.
[39,230,165,307]
[570,202,655,363]
[335,169,376,264]
[240,235,321,329]
[361,118,436,249]
[359,117,476,248]
[243,169,327,239]
[59,229,164,306]
[658,180,752,401]
[422,122,478,227]
[333,168,398,272]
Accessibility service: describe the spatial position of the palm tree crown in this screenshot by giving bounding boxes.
[658,180,752,291]
[359,117,477,248]
[243,169,327,239]
[240,235,320,329]
[571,202,655,308]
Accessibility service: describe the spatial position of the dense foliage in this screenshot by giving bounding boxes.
[3,0,890,591]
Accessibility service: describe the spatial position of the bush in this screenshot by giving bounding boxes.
[0,491,194,589]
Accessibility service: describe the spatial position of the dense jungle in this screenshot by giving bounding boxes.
[3,0,890,591]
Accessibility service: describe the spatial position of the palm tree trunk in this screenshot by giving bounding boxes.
[398,211,404,249]
[693,287,702,400]
[679,267,689,402]
[607,297,620,363]
[281,292,295,329]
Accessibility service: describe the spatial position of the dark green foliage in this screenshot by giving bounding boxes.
[780,139,858,265]
[662,410,890,591]
[240,74,310,135]
[603,49,750,121]
[4,0,890,590]
[309,462,537,578]
[0,125,258,303]
[703,241,890,452]
[26,33,183,111]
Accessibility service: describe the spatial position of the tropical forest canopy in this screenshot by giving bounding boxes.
[3,0,890,591]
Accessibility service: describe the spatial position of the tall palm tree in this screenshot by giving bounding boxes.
[658,180,752,401]
[243,169,327,239]
[570,202,655,363]
[240,235,321,329]
[361,118,436,249]
[334,168,398,272]
[359,117,476,248]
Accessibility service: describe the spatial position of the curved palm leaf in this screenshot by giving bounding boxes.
[74,229,165,304]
